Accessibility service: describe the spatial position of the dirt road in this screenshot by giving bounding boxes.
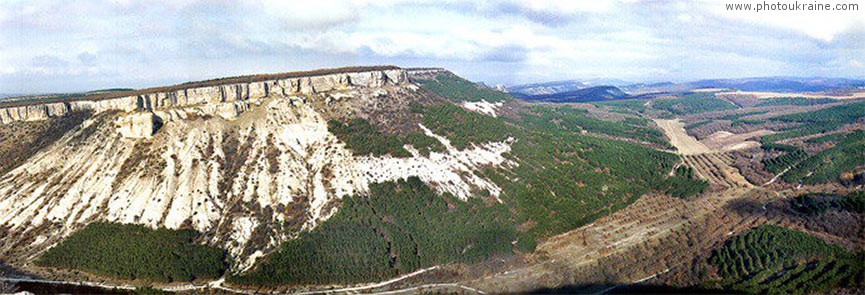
[654,119,711,155]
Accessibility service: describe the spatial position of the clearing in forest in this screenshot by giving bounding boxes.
[654,119,711,155]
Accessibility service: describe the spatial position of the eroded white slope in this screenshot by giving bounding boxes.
[0,88,513,271]
[461,99,503,117]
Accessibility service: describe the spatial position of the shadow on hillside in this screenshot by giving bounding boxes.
[530,283,737,294]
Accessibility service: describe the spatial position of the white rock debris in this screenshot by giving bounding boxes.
[461,99,503,117]
[356,124,515,202]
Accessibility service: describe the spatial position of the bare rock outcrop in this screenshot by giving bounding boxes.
[116,112,161,139]
[0,68,408,124]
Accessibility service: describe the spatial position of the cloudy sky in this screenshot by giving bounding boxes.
[1,0,863,93]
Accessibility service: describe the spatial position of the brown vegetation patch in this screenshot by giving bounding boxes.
[0,112,90,175]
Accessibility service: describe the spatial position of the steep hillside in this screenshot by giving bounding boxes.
[0,67,701,290]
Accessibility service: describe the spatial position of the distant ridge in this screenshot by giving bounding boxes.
[2,65,402,108]
[520,85,629,103]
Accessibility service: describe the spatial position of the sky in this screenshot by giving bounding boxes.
[0,0,863,93]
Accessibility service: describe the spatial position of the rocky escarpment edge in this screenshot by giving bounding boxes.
[0,66,408,124]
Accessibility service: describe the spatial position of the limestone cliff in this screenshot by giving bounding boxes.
[0,67,407,124]
[0,67,514,273]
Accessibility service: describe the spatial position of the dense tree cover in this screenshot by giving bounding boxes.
[762,150,807,174]
[783,130,865,184]
[417,101,701,237]
[36,223,226,282]
[754,97,836,107]
[328,118,444,157]
[675,165,696,179]
[791,192,865,215]
[761,101,865,143]
[662,176,708,199]
[519,105,671,147]
[413,102,515,149]
[594,93,741,117]
[229,178,517,286]
[707,225,863,294]
[413,74,511,103]
[661,166,708,198]
[760,144,807,174]
[652,93,738,115]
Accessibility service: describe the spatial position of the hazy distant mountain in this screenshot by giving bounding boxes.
[509,78,631,96]
[521,85,629,103]
[620,82,687,94]
[620,77,865,95]
[684,77,865,92]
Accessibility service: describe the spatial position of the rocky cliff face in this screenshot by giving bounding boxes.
[0,67,514,272]
[0,69,407,124]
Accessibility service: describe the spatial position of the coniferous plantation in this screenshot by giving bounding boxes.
[783,130,865,184]
[790,191,865,215]
[651,93,738,115]
[35,223,226,282]
[230,178,516,285]
[707,225,864,293]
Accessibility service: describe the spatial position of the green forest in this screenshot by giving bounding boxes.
[519,105,671,147]
[663,165,708,198]
[806,132,850,144]
[706,225,864,294]
[328,118,445,157]
[414,73,511,103]
[229,178,517,286]
[761,101,865,143]
[783,130,865,184]
[416,98,704,236]
[754,97,836,107]
[791,192,865,215]
[760,143,807,174]
[36,222,226,282]
[652,93,738,115]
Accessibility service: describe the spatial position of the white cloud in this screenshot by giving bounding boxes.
[700,0,865,42]
[0,0,863,92]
